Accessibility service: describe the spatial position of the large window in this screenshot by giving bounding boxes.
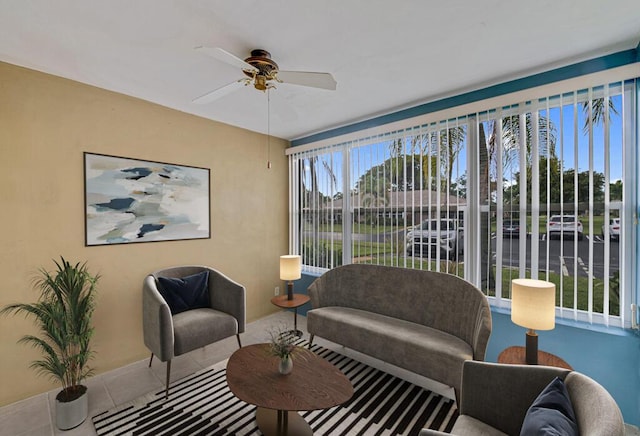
[288,80,636,328]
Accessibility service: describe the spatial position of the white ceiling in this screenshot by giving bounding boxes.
[1,1,639,141]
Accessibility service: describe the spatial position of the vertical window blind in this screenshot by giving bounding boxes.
[288,79,636,328]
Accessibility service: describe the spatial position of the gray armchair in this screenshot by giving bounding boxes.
[143,266,246,398]
[420,360,624,436]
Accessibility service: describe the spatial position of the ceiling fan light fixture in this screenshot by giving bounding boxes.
[254,75,268,91]
[193,46,336,103]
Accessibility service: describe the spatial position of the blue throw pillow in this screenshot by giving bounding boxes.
[157,270,210,315]
[520,377,578,436]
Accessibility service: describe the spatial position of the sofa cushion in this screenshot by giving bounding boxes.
[308,306,473,389]
[520,377,578,436]
[172,308,238,355]
[157,270,210,315]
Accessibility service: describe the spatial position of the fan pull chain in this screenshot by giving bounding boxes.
[267,88,272,169]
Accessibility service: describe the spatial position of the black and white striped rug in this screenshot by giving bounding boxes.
[92,340,458,435]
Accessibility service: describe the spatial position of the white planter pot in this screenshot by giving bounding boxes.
[56,386,88,430]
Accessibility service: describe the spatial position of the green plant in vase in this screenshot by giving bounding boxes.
[267,324,305,374]
[1,257,100,430]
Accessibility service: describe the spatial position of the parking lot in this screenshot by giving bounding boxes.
[498,234,619,279]
[403,233,620,280]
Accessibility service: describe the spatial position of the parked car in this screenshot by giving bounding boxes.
[547,215,583,240]
[406,219,463,259]
[602,217,620,241]
[502,220,520,238]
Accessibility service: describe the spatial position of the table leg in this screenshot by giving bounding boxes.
[276,409,286,435]
[256,408,312,436]
[293,308,303,337]
[281,410,288,435]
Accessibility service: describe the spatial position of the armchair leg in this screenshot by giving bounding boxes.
[236,334,242,348]
[165,360,172,399]
[308,334,314,348]
[148,353,154,368]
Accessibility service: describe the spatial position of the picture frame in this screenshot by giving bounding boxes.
[84,152,210,246]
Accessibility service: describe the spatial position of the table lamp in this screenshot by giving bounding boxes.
[511,278,556,365]
[280,255,301,301]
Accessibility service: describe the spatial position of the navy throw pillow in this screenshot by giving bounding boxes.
[520,377,578,436]
[157,270,210,315]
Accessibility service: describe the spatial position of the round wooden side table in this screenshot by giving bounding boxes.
[498,346,573,370]
[270,293,310,337]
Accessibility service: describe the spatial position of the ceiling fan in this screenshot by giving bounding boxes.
[192,47,337,104]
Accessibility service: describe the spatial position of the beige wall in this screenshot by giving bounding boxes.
[0,62,289,406]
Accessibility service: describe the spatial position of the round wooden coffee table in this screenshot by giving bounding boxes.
[226,343,353,436]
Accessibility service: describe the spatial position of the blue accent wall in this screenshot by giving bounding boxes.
[294,273,640,425]
[294,273,317,312]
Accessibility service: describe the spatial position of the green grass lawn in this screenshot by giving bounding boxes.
[493,268,617,315]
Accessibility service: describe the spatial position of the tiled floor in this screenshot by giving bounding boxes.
[1,311,638,436]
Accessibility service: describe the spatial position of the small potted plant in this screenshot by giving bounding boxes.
[1,257,99,430]
[267,324,303,375]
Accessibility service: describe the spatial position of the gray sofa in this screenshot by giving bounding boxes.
[420,360,625,436]
[307,264,492,395]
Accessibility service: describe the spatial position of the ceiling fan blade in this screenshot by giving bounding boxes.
[195,46,258,73]
[192,80,245,104]
[277,71,337,90]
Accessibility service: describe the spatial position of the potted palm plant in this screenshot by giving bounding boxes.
[1,257,99,430]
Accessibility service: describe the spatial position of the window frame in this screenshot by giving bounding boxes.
[288,74,638,329]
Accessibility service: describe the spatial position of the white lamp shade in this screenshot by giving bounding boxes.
[511,278,556,330]
[280,255,301,281]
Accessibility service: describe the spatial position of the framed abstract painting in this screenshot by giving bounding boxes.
[84,152,210,246]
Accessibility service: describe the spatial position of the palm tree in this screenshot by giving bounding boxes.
[440,126,466,193]
[478,122,494,289]
[477,113,556,289]
[582,98,617,134]
[387,127,466,194]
